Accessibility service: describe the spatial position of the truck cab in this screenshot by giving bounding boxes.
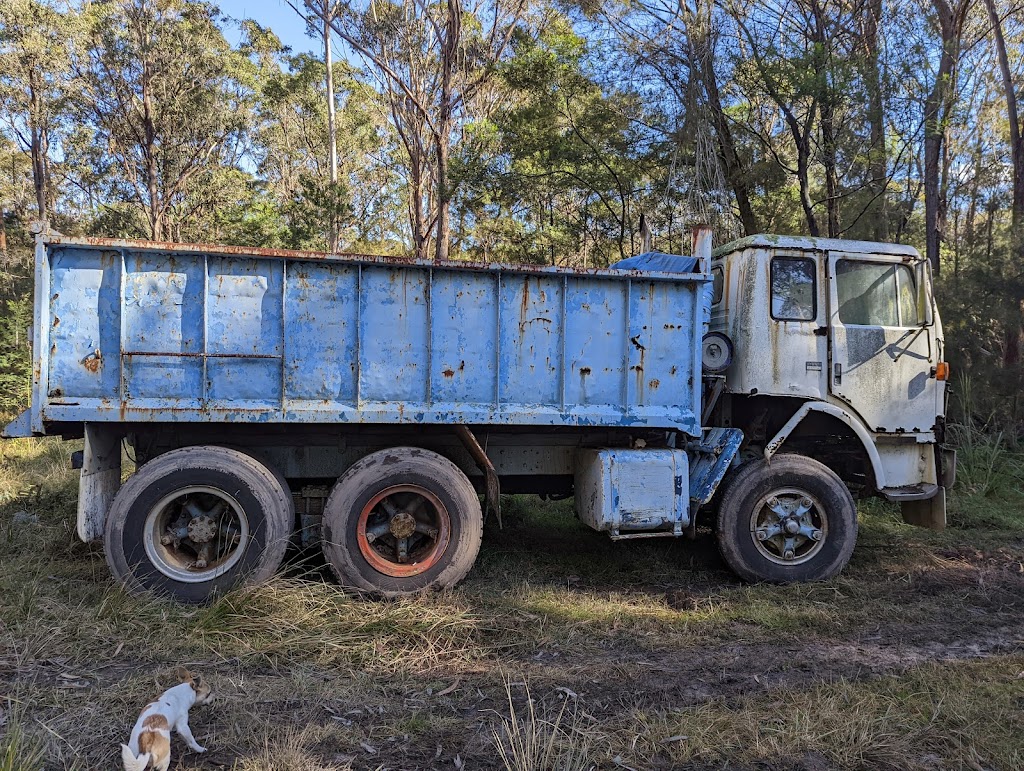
[708,235,953,529]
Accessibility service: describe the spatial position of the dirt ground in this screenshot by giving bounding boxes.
[1,437,1023,770]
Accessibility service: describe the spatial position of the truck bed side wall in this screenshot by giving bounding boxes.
[35,241,707,436]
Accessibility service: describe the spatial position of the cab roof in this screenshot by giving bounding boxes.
[714,234,922,259]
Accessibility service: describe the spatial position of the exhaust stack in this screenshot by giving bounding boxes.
[691,224,713,275]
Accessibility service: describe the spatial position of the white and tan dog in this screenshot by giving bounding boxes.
[121,668,213,771]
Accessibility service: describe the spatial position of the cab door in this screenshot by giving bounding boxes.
[827,253,938,433]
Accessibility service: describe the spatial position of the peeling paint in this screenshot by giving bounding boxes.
[35,235,710,435]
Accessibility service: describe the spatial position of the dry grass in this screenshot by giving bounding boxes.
[491,680,598,771]
[228,724,354,771]
[1,433,1023,769]
[617,655,1024,770]
[192,580,484,672]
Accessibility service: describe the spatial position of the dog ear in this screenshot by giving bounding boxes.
[192,673,203,688]
[173,666,194,684]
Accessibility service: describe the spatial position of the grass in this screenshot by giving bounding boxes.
[492,680,597,771]
[1,428,1023,769]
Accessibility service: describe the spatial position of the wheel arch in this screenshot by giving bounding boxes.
[764,402,885,491]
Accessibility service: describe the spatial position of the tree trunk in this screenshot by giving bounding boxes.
[983,0,1024,367]
[796,131,819,237]
[809,3,840,237]
[984,0,1024,229]
[433,0,460,263]
[688,2,759,235]
[434,135,451,262]
[324,3,340,253]
[862,0,888,240]
[28,69,47,221]
[924,0,967,275]
[409,152,428,260]
[140,25,163,241]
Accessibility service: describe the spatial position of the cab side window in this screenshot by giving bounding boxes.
[770,256,816,321]
[712,266,724,305]
[836,260,918,327]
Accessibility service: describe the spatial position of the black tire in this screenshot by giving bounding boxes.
[716,454,857,583]
[321,447,482,596]
[105,446,293,603]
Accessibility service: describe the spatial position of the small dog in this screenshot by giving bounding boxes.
[121,668,213,771]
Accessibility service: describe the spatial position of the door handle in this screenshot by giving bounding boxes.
[833,363,842,385]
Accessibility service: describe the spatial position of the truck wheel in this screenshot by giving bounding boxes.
[105,446,293,603]
[321,447,483,596]
[715,455,857,583]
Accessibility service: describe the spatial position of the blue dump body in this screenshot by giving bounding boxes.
[22,235,710,438]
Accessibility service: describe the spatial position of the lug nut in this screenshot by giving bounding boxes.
[811,530,822,541]
[801,497,812,509]
[783,549,795,560]
[756,529,768,541]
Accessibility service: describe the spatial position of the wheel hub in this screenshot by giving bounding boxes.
[187,514,218,544]
[356,485,451,578]
[750,488,827,566]
[144,486,249,583]
[388,511,417,539]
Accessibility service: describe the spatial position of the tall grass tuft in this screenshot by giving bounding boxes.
[0,703,46,771]
[945,376,1024,529]
[492,680,597,771]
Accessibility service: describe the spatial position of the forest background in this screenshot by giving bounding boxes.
[1,0,1023,424]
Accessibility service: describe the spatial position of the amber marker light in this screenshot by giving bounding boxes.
[932,362,950,381]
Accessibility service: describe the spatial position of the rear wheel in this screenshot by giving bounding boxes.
[716,455,857,583]
[321,447,482,596]
[104,446,293,602]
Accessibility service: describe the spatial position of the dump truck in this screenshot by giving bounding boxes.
[2,225,954,601]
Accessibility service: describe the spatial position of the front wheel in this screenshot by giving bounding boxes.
[716,455,857,583]
[104,446,293,602]
[321,447,482,596]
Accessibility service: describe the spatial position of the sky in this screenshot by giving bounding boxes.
[215,0,321,55]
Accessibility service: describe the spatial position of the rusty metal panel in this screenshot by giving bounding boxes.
[122,251,204,406]
[563,278,628,410]
[429,270,498,405]
[284,261,359,403]
[33,235,710,435]
[498,274,564,408]
[359,265,430,404]
[47,247,121,401]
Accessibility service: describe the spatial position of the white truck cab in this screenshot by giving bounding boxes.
[708,235,954,530]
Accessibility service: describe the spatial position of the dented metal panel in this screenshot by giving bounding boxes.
[574,448,690,535]
[31,234,709,436]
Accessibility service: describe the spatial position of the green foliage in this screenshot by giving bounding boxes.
[0,0,1022,438]
[0,296,31,416]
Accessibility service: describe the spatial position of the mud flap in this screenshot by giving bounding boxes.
[901,488,946,531]
[78,424,122,542]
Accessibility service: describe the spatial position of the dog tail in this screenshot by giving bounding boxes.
[121,744,151,771]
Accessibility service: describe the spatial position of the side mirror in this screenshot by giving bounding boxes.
[914,260,934,326]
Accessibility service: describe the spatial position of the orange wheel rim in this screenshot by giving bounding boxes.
[356,485,451,577]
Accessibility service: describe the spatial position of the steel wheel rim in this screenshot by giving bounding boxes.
[357,485,451,577]
[143,485,249,583]
[748,487,828,566]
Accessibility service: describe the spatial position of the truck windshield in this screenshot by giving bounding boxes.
[836,260,918,327]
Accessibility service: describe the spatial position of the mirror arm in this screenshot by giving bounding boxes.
[893,325,926,361]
